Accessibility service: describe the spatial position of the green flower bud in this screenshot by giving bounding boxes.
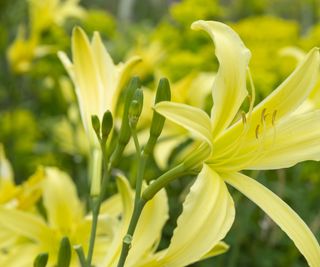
[34,253,49,267]
[150,78,171,137]
[102,110,113,140]
[57,237,72,267]
[144,78,171,155]
[91,115,101,140]
[118,76,141,144]
[128,88,144,128]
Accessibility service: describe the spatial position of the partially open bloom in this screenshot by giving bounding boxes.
[58,27,141,147]
[155,20,320,266]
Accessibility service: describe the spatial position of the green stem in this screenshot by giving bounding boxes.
[142,163,187,201]
[74,245,87,267]
[86,197,99,266]
[117,198,146,267]
[117,128,148,267]
[86,141,110,267]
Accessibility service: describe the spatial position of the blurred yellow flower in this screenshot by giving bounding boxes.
[0,144,43,209]
[155,20,320,266]
[0,168,168,267]
[29,0,86,34]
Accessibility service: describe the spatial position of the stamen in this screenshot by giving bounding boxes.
[255,124,260,139]
[272,110,277,126]
[261,108,267,125]
[241,111,247,125]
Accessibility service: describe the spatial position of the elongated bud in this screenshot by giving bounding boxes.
[102,110,113,140]
[34,253,49,267]
[129,88,144,128]
[110,77,140,166]
[91,115,101,140]
[150,78,171,136]
[144,78,171,155]
[57,237,72,267]
[118,77,141,144]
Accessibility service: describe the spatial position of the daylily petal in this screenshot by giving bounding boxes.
[155,101,213,147]
[211,110,320,172]
[72,26,101,144]
[127,187,168,266]
[42,167,83,232]
[57,51,75,82]
[216,47,320,149]
[91,32,116,115]
[0,207,52,245]
[247,110,320,169]
[149,164,234,267]
[200,241,229,260]
[100,174,133,267]
[191,20,251,139]
[116,56,142,112]
[223,172,320,267]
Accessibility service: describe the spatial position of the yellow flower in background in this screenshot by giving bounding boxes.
[155,20,320,266]
[6,26,53,73]
[29,0,86,34]
[7,0,85,73]
[0,168,168,267]
[58,27,141,147]
[0,144,43,209]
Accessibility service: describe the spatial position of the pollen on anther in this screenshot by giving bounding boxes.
[272,110,277,126]
[255,124,260,139]
[261,108,267,124]
[241,111,247,125]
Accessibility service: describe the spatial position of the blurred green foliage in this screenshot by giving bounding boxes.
[1,0,320,266]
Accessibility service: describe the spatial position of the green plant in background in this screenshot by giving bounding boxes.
[1,0,320,267]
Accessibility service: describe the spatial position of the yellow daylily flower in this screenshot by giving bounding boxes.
[0,168,169,266]
[6,26,53,73]
[155,20,320,266]
[0,144,43,208]
[29,0,86,34]
[58,27,141,147]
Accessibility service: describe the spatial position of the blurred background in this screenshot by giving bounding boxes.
[1,0,320,266]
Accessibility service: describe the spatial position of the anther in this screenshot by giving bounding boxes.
[261,108,267,124]
[272,110,277,126]
[255,124,260,139]
[241,111,247,125]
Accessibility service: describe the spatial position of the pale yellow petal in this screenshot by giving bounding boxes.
[100,174,134,267]
[57,51,75,82]
[115,56,142,112]
[91,32,116,114]
[72,26,101,144]
[0,144,14,183]
[127,187,169,265]
[216,47,320,149]
[191,20,251,139]
[155,101,213,147]
[0,207,52,245]
[42,167,83,231]
[247,110,320,169]
[223,172,320,267]
[152,164,234,267]
[200,241,229,260]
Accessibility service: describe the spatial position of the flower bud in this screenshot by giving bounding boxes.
[101,110,113,140]
[91,115,101,140]
[118,76,141,144]
[34,253,49,267]
[57,236,71,267]
[128,88,144,128]
[144,78,171,155]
